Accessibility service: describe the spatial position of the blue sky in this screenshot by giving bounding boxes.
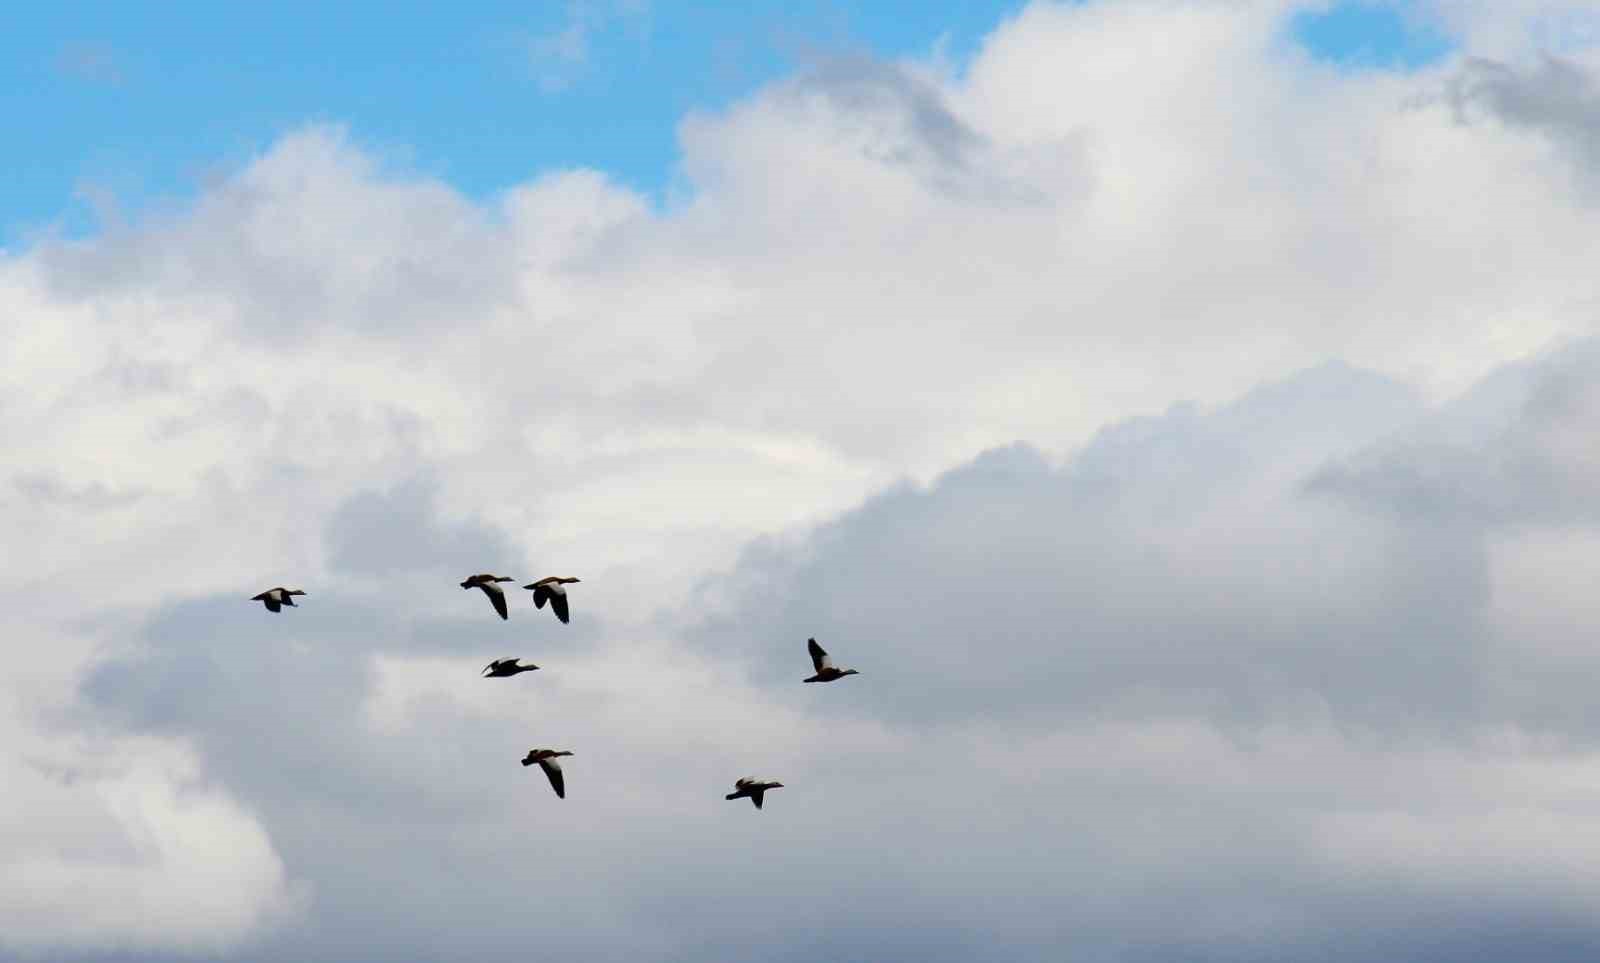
[2,1,1451,246]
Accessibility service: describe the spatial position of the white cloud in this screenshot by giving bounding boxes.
[1425,0,1600,58]
[0,727,301,954]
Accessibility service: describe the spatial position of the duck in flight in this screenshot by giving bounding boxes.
[803,638,859,683]
[460,574,515,620]
[482,658,539,678]
[521,748,573,798]
[725,777,784,809]
[251,587,305,613]
[523,576,580,624]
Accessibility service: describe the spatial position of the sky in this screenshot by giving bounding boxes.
[5,0,1443,243]
[5,0,1600,960]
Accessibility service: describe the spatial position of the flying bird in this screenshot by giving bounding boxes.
[482,658,539,678]
[521,748,573,799]
[803,638,859,683]
[523,576,580,624]
[460,574,514,620]
[250,587,305,613]
[725,777,784,810]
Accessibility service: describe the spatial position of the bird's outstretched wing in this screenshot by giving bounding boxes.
[750,788,766,809]
[481,583,509,620]
[807,638,831,673]
[550,588,570,624]
[538,758,565,799]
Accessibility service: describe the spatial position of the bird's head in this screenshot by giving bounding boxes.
[459,579,474,589]
[843,669,860,676]
[289,589,306,596]
[520,753,536,766]
[565,577,582,583]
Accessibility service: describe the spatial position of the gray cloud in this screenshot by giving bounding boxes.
[323,475,516,579]
[687,362,1478,730]
[798,54,985,172]
[1310,339,1600,527]
[54,345,1600,962]
[12,472,148,511]
[1453,54,1600,179]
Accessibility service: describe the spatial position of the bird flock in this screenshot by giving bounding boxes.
[252,576,859,808]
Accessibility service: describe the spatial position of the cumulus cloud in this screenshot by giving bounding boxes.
[690,362,1456,726]
[1425,0,1600,57]
[4,0,1600,959]
[0,725,300,955]
[1452,51,1600,185]
[672,348,1600,959]
[57,349,1600,962]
